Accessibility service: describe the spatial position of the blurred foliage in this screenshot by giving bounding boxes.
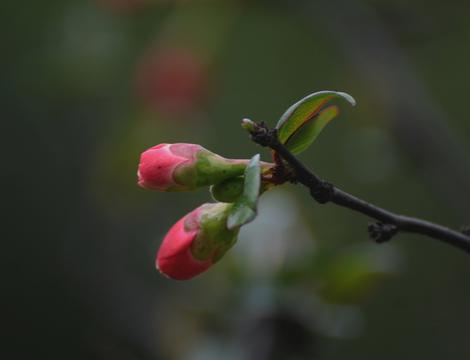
[4,0,470,359]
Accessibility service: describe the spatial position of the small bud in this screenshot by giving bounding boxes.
[241,118,257,132]
[137,143,248,191]
[156,203,239,280]
[368,222,397,243]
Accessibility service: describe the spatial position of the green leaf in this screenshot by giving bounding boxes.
[227,202,256,231]
[227,154,261,230]
[242,154,261,208]
[276,91,356,146]
[285,105,339,155]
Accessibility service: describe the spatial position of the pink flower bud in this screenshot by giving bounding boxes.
[156,203,238,280]
[137,143,248,191]
[138,143,199,191]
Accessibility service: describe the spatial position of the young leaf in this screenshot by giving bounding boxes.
[242,154,261,208]
[227,202,256,231]
[227,154,261,230]
[276,91,356,146]
[285,105,339,155]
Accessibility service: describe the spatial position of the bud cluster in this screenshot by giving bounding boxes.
[138,143,273,279]
[137,91,358,279]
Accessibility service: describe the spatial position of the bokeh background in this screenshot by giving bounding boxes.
[5,0,470,359]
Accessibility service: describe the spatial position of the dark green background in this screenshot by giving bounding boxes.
[4,0,470,359]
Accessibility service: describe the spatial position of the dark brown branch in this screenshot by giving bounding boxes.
[249,122,470,254]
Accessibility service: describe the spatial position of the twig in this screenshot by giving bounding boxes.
[283,0,470,220]
[249,122,470,253]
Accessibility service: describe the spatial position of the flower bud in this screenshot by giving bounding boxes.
[137,143,248,191]
[156,203,239,280]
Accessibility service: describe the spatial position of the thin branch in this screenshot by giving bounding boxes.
[283,0,470,219]
[248,122,470,254]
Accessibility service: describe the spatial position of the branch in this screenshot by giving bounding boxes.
[248,122,470,254]
[285,0,470,219]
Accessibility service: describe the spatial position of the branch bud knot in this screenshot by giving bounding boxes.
[368,222,398,243]
[244,120,278,148]
[310,181,334,204]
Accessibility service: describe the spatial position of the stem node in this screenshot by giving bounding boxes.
[368,222,398,243]
[310,181,334,204]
